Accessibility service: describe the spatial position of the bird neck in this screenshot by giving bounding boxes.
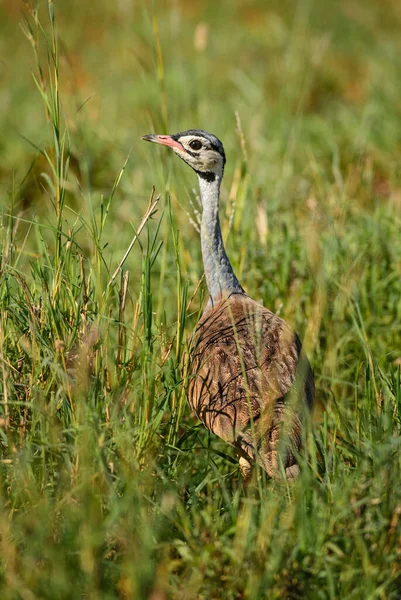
[198,174,243,303]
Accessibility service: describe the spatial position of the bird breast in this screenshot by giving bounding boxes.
[188,293,313,445]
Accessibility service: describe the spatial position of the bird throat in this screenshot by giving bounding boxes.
[198,175,244,303]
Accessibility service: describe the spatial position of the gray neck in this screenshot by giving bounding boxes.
[198,174,243,303]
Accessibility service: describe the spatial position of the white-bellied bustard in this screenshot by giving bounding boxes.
[142,129,314,480]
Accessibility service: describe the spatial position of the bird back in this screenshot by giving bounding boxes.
[188,293,314,476]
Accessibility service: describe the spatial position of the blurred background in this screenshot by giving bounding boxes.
[1,1,401,597]
[2,0,401,205]
[2,0,401,396]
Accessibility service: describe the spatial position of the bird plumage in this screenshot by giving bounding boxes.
[142,128,314,479]
[189,293,314,479]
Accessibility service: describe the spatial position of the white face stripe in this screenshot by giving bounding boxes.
[178,135,212,149]
[171,134,225,175]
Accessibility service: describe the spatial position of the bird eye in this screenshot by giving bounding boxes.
[189,139,202,151]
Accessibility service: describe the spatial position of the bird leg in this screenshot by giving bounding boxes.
[238,455,253,481]
[236,424,301,481]
[285,464,300,480]
[235,432,256,481]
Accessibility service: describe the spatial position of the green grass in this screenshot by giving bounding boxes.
[1,0,401,598]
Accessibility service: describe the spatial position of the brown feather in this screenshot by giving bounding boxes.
[188,292,314,479]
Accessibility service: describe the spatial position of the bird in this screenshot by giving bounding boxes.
[142,129,314,480]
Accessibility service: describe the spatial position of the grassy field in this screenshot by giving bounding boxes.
[1,0,401,598]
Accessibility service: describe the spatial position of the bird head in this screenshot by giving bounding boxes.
[142,129,226,182]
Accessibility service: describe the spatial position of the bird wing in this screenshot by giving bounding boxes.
[188,294,309,444]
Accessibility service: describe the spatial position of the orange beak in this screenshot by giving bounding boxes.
[141,134,183,151]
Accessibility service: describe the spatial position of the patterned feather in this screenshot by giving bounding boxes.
[142,128,315,479]
[188,293,314,479]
